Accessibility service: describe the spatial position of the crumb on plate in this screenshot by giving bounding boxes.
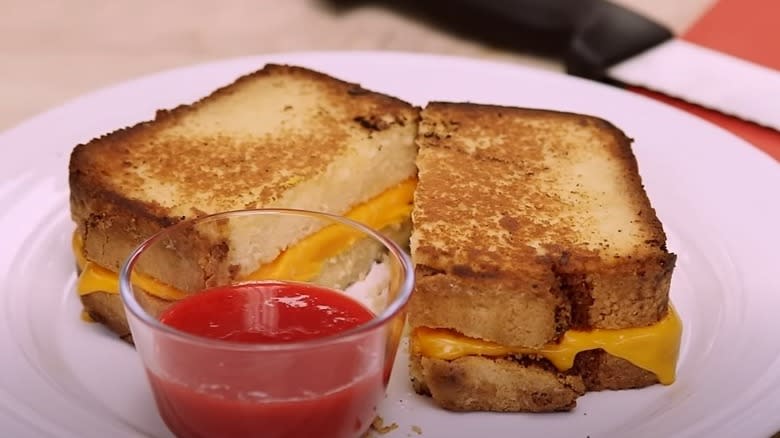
[364,416,398,436]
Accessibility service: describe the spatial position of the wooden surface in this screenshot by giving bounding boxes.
[0,0,715,132]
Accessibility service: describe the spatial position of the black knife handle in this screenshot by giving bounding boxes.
[450,0,673,80]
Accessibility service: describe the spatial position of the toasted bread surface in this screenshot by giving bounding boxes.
[410,102,676,347]
[411,353,585,412]
[409,347,658,412]
[70,64,419,282]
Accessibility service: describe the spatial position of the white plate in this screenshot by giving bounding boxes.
[1,52,778,438]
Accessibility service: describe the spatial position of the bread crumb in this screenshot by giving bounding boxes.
[411,425,422,434]
[373,416,398,434]
[362,416,400,437]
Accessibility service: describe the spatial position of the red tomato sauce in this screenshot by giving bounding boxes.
[146,281,383,438]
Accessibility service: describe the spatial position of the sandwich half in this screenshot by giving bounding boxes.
[69,64,419,342]
[408,102,681,412]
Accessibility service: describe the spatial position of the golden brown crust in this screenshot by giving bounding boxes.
[76,200,227,293]
[409,255,675,347]
[410,349,659,412]
[410,102,676,343]
[410,352,586,412]
[574,350,659,390]
[81,292,131,339]
[81,290,171,343]
[409,266,566,348]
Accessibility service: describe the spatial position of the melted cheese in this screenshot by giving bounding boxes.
[73,233,187,300]
[247,179,415,281]
[412,306,682,384]
[73,179,415,299]
[76,260,188,300]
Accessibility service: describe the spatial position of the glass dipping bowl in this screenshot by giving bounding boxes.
[119,209,414,438]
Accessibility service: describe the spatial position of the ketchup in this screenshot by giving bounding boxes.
[159,281,374,343]
[146,281,384,438]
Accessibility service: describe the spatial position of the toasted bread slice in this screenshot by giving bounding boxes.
[409,102,676,411]
[70,64,419,338]
[409,349,657,412]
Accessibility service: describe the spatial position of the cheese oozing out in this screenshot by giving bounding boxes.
[74,179,416,299]
[412,306,682,384]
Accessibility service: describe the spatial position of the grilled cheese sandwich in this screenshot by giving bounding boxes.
[68,64,420,341]
[408,102,680,412]
[68,65,683,414]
